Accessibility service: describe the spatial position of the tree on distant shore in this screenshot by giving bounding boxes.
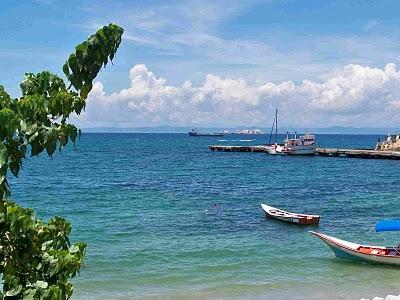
[0,24,123,299]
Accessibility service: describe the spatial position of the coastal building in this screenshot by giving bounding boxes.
[375,134,400,151]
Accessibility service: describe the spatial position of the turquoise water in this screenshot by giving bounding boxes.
[10,133,400,299]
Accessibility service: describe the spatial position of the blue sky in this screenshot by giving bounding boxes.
[2,0,400,128]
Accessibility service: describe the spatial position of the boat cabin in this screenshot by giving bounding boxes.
[284,133,316,148]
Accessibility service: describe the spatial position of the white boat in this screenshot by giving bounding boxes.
[261,204,320,225]
[310,231,400,266]
[284,132,317,155]
[266,109,285,155]
[268,143,284,155]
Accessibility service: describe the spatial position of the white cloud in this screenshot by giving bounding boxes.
[70,0,400,88]
[75,63,400,128]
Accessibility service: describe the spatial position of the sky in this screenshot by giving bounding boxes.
[2,0,400,128]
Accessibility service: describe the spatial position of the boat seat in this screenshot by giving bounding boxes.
[388,250,397,256]
[370,250,379,255]
[358,247,371,254]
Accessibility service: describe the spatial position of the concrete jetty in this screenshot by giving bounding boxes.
[209,145,400,160]
[316,148,400,159]
[208,145,269,152]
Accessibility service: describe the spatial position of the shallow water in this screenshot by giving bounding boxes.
[10,133,400,299]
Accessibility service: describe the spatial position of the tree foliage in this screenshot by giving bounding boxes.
[0,201,86,299]
[63,23,123,99]
[0,24,123,299]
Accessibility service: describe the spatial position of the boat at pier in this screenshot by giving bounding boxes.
[264,110,317,155]
[188,129,224,137]
[283,132,317,155]
[267,109,284,155]
[311,220,400,266]
[261,203,320,225]
[375,133,400,151]
[268,144,284,155]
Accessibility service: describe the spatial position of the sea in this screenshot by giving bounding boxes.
[9,133,400,299]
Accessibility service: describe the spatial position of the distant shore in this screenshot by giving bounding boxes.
[80,126,398,135]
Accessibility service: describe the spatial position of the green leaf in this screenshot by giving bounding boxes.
[69,245,79,254]
[5,285,22,297]
[68,54,78,75]
[10,160,20,177]
[69,128,78,145]
[45,141,56,157]
[33,281,48,289]
[26,124,38,136]
[75,43,87,53]
[80,82,92,99]
[20,120,27,132]
[22,289,36,300]
[63,63,70,78]
[0,143,7,168]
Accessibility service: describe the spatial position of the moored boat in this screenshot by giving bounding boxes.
[310,229,400,266]
[261,203,320,225]
[284,132,317,155]
[266,109,285,155]
[268,143,284,155]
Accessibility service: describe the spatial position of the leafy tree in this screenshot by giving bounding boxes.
[0,24,123,299]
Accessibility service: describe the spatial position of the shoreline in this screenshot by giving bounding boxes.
[74,285,400,300]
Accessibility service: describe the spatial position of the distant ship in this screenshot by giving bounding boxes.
[188,129,224,137]
[235,129,262,134]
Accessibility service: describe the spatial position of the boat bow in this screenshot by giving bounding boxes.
[309,231,360,250]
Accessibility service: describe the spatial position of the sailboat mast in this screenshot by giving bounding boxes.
[268,111,276,145]
[275,108,278,144]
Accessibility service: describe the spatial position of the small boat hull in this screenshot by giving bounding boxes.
[310,231,400,266]
[267,145,284,155]
[285,145,317,155]
[261,204,320,225]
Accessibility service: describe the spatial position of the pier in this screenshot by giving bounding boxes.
[209,145,400,159]
[208,145,269,152]
[316,148,400,159]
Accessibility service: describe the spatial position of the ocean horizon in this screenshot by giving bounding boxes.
[80,127,400,135]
